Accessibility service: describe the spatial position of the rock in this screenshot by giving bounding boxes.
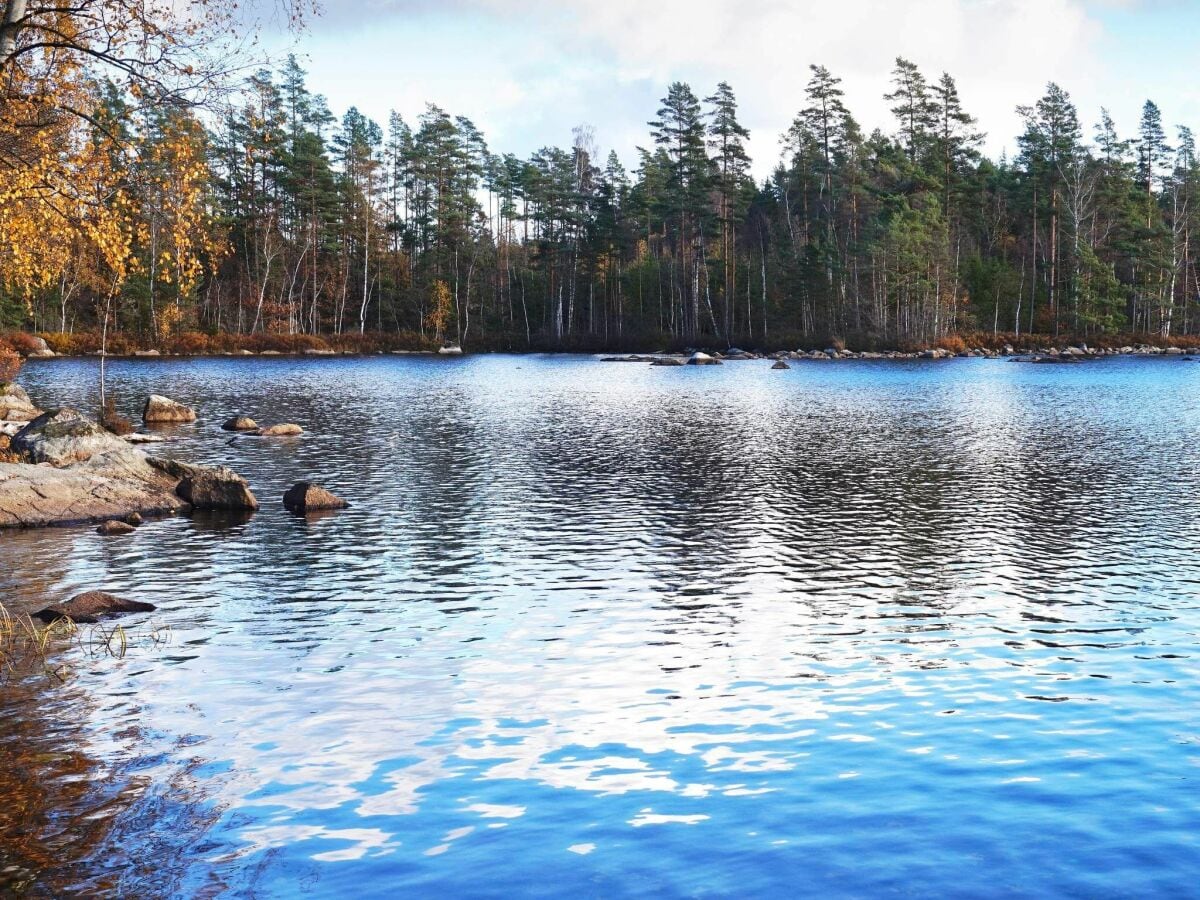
[303,348,336,355]
[257,423,303,437]
[221,416,259,432]
[12,408,129,466]
[283,481,349,513]
[686,352,721,366]
[22,336,53,357]
[143,394,196,424]
[438,344,464,355]
[96,519,136,536]
[125,511,143,526]
[650,357,685,366]
[0,383,41,422]
[33,591,156,625]
[123,433,167,444]
[259,349,282,356]
[133,349,161,357]
[149,457,258,511]
[772,360,791,370]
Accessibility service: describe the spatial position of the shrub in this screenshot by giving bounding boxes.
[166,331,211,355]
[934,335,969,355]
[0,347,22,382]
[1,331,42,355]
[99,396,134,435]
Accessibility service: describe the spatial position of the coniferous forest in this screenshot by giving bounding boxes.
[5,37,1200,350]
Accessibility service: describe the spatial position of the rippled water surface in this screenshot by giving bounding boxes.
[4,354,1200,897]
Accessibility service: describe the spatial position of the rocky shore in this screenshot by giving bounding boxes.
[604,342,1193,365]
[0,385,258,528]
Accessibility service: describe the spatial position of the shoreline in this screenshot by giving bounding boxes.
[13,343,1198,362]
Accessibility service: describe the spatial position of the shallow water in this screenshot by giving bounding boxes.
[3,353,1200,897]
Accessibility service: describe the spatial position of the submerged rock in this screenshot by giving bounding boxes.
[143,394,196,424]
[283,481,349,513]
[96,519,136,536]
[12,408,129,466]
[257,423,303,437]
[34,590,156,624]
[650,357,685,366]
[221,415,259,432]
[772,360,791,370]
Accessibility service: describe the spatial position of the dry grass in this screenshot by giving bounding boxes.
[0,602,172,682]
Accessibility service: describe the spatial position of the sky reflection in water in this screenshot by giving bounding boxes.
[3,354,1200,897]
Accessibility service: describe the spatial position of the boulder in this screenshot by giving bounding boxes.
[650,357,685,366]
[134,349,161,357]
[33,591,156,625]
[149,458,258,511]
[283,481,349,513]
[24,336,54,357]
[143,394,196,424]
[96,519,136,536]
[12,408,129,466]
[686,352,721,366]
[125,511,143,526]
[257,423,303,437]
[771,360,791,370]
[221,415,259,432]
[438,344,464,355]
[0,383,41,423]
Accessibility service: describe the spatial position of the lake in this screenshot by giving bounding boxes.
[3,353,1200,897]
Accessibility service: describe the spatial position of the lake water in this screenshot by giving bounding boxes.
[3,354,1200,897]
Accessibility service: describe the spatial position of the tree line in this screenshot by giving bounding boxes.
[6,35,1200,349]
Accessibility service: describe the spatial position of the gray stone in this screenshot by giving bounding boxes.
[12,408,129,466]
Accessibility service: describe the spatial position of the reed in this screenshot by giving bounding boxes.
[0,603,172,681]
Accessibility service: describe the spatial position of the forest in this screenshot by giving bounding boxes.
[3,4,1199,351]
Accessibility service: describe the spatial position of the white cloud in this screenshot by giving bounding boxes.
[277,0,1174,176]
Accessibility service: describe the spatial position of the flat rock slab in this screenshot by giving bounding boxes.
[283,481,349,513]
[34,590,156,624]
[0,451,187,527]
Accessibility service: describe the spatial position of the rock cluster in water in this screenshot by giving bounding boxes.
[0,407,258,527]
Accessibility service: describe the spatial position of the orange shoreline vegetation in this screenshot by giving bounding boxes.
[5,329,1200,358]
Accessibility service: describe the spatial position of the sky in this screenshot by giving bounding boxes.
[264,0,1200,178]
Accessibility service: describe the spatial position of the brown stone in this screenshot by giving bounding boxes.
[283,481,349,513]
[96,519,136,535]
[221,416,259,432]
[33,590,156,624]
[142,394,197,424]
[258,423,303,436]
[149,458,258,510]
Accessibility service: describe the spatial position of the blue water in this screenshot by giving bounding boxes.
[3,354,1200,897]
